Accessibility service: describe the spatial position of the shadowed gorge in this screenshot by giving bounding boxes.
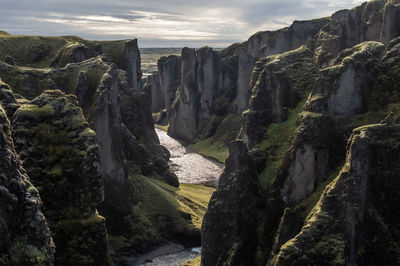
[0,0,400,265]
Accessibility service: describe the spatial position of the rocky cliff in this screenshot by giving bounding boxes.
[201,1,400,265]
[0,88,54,266]
[12,90,109,265]
[0,33,201,265]
[149,0,400,166]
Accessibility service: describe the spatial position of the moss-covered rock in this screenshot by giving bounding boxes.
[272,124,400,265]
[12,90,109,265]
[202,141,259,266]
[310,0,400,67]
[243,45,316,149]
[202,22,400,264]
[0,101,54,266]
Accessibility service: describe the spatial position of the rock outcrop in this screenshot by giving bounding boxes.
[12,90,109,265]
[168,48,199,142]
[201,2,400,263]
[158,55,181,118]
[202,141,259,266]
[0,102,54,266]
[311,0,400,67]
[242,45,316,150]
[151,13,330,159]
[145,73,165,113]
[273,124,400,265]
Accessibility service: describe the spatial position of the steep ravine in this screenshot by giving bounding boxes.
[131,129,221,265]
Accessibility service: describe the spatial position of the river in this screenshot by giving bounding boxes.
[136,129,223,265]
[156,128,223,187]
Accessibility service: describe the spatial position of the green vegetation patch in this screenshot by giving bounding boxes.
[189,137,229,163]
[180,256,201,266]
[112,175,215,254]
[189,114,241,163]
[256,102,304,188]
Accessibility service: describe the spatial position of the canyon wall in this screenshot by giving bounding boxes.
[202,1,400,265]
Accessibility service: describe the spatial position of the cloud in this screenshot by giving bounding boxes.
[0,0,366,47]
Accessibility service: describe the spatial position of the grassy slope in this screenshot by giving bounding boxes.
[189,114,241,164]
[108,175,215,254]
[180,256,201,266]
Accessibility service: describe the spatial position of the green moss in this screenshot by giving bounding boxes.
[294,165,343,221]
[120,175,214,253]
[256,101,304,188]
[8,236,48,266]
[155,123,170,132]
[189,137,229,163]
[15,104,55,118]
[189,113,241,163]
[180,256,201,266]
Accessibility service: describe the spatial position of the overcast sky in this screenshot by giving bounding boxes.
[0,0,366,48]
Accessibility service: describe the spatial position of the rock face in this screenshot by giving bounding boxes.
[145,73,165,113]
[151,14,330,153]
[242,46,316,149]
[273,124,400,265]
[312,0,400,67]
[0,103,54,266]
[201,1,400,264]
[168,48,199,142]
[202,141,259,266]
[12,90,109,265]
[158,55,181,118]
[94,66,130,213]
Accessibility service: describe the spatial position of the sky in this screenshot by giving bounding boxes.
[0,0,366,48]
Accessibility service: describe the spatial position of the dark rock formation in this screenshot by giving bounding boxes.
[311,0,400,67]
[272,124,400,265]
[242,45,316,150]
[0,80,20,117]
[0,32,197,265]
[12,90,109,265]
[158,55,181,118]
[153,14,329,149]
[94,66,130,213]
[118,39,142,90]
[202,141,259,266]
[0,102,54,266]
[168,48,199,142]
[4,55,14,65]
[201,3,400,262]
[145,73,165,113]
[75,71,90,110]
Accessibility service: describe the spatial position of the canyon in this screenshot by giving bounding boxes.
[0,0,400,265]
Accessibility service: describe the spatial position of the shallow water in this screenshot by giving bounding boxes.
[135,243,200,266]
[156,128,223,187]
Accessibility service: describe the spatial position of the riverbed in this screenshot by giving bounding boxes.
[156,128,223,187]
[136,243,200,266]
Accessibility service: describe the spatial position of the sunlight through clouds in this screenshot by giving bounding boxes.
[0,0,370,47]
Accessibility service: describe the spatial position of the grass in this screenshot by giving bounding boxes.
[180,256,201,266]
[176,184,216,228]
[155,123,170,132]
[137,177,215,230]
[189,113,241,164]
[189,138,229,164]
[122,174,215,253]
[256,101,304,188]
